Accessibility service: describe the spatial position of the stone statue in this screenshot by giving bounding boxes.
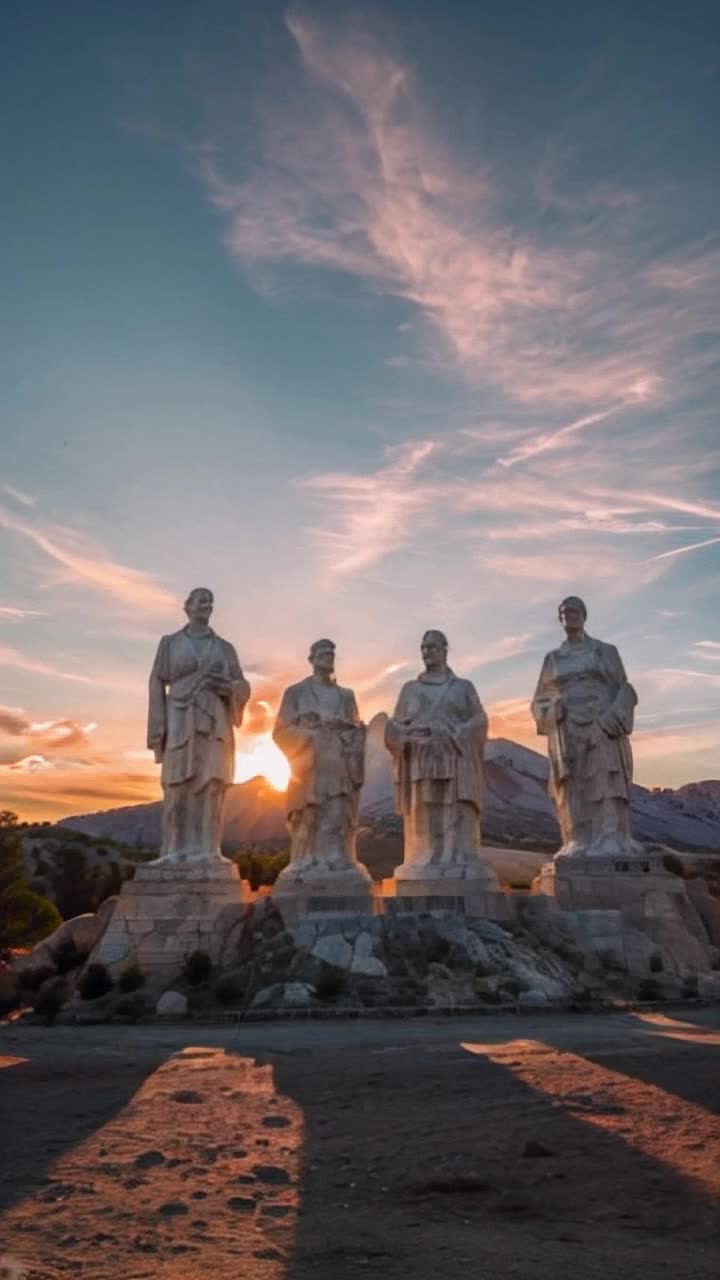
[531,595,639,859]
[272,639,368,882]
[147,587,250,864]
[385,630,490,881]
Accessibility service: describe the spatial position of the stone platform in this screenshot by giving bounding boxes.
[537,851,687,915]
[272,867,379,925]
[89,856,250,980]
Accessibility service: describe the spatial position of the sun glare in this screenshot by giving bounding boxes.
[234,732,290,791]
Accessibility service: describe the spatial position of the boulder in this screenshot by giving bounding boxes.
[311,934,353,970]
[155,990,188,1017]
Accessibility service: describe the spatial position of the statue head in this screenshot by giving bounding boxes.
[558,595,587,639]
[421,629,449,673]
[308,638,336,680]
[184,587,214,627]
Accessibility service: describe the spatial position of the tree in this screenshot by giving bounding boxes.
[0,811,62,948]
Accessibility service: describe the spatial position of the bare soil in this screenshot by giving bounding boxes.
[1,1009,719,1279]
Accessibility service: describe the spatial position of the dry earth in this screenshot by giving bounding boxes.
[1,1009,719,1280]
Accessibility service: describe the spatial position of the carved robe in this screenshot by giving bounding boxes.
[273,677,366,874]
[531,634,638,857]
[147,627,249,859]
[385,671,488,877]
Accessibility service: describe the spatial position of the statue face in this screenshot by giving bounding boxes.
[312,644,336,676]
[559,603,584,635]
[421,633,447,669]
[185,589,214,626]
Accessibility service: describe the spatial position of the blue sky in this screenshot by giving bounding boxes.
[1,0,719,817]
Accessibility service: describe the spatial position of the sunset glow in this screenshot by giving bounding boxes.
[2,4,720,823]
[234,733,290,792]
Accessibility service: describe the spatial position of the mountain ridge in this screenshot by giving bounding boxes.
[58,732,720,855]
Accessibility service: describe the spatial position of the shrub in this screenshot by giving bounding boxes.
[316,970,347,1001]
[214,975,244,1006]
[0,888,62,949]
[662,852,686,878]
[118,964,145,993]
[34,979,65,1021]
[114,993,147,1019]
[183,950,212,985]
[55,939,84,974]
[79,962,114,1001]
[637,978,661,1002]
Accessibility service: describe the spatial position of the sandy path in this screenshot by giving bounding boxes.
[1,1009,719,1279]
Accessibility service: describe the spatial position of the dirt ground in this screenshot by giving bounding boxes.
[1,1008,719,1280]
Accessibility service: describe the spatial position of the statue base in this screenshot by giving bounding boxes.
[89,856,250,980]
[390,858,508,920]
[536,849,682,913]
[272,862,378,924]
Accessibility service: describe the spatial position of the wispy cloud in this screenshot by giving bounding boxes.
[0,605,47,621]
[2,484,35,507]
[0,505,177,614]
[199,9,718,417]
[0,645,99,685]
[301,439,441,573]
[648,536,720,563]
[461,633,535,669]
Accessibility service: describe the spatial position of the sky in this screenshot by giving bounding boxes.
[1,0,719,821]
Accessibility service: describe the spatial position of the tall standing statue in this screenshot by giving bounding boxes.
[385,630,490,881]
[147,587,250,864]
[273,639,368,881]
[531,596,639,859]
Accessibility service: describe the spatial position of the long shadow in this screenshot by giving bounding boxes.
[0,1026,183,1216]
[271,1025,720,1280]
[539,1007,720,1113]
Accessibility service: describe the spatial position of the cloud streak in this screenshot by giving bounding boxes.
[0,505,177,614]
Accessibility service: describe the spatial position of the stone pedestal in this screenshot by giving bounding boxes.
[271,864,378,925]
[89,856,250,980]
[390,862,509,921]
[536,851,684,915]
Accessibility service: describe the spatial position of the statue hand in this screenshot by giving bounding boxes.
[598,711,622,738]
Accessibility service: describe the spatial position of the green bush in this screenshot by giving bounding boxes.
[0,888,62,949]
[118,964,145,993]
[316,970,347,1001]
[79,962,114,1000]
[0,811,62,947]
[183,950,212,985]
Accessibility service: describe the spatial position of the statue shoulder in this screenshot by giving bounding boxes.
[281,677,311,700]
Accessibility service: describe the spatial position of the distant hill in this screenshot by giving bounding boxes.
[59,716,720,858]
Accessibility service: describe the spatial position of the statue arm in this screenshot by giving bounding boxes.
[147,636,169,760]
[599,644,637,737]
[531,655,556,736]
[385,684,412,756]
[226,644,251,728]
[454,682,488,747]
[273,687,311,758]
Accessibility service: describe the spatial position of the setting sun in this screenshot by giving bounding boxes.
[234,732,290,791]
